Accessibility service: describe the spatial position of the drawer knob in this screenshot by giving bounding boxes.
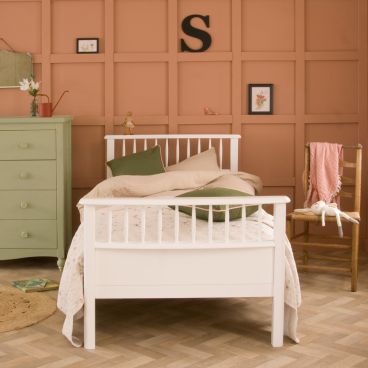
[18,172,29,179]
[20,231,29,239]
[20,201,29,209]
[18,142,29,149]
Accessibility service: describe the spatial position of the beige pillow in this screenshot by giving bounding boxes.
[166,147,220,171]
[205,174,256,195]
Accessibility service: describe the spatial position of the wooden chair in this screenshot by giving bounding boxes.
[287,144,362,292]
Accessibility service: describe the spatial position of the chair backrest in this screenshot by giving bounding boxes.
[304,143,362,213]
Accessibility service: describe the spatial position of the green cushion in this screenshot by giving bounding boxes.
[107,145,165,176]
[174,187,258,222]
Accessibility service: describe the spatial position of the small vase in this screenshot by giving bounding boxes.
[30,97,38,117]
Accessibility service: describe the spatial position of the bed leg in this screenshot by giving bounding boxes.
[271,203,286,348]
[84,295,96,349]
[271,294,284,347]
[83,205,96,349]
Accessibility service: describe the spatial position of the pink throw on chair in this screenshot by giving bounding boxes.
[304,142,343,208]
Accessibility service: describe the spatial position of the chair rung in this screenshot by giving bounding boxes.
[341,160,356,168]
[338,191,353,198]
[297,264,351,273]
[292,241,351,250]
[341,176,355,185]
[292,233,352,242]
[307,254,351,263]
[314,234,352,241]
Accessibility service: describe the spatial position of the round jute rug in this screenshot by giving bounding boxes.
[0,285,56,333]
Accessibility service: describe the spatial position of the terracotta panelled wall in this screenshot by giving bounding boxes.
[0,0,367,244]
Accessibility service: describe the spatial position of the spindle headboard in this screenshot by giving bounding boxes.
[105,134,241,178]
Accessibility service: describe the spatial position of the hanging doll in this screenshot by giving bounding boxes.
[295,200,359,238]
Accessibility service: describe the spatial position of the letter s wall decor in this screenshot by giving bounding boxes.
[180,14,212,52]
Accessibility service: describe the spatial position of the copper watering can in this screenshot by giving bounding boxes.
[38,90,69,117]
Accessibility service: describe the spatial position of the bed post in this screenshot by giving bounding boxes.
[271,203,286,347]
[84,204,96,349]
[230,137,239,172]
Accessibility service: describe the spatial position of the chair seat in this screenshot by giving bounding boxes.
[287,211,360,222]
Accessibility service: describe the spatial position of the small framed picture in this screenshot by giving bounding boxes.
[76,38,99,54]
[248,84,273,115]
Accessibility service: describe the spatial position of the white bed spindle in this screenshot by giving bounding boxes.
[141,208,146,243]
[107,139,115,161]
[106,139,115,177]
[144,139,147,150]
[209,138,212,149]
[197,139,201,154]
[225,205,230,243]
[241,205,246,242]
[219,139,223,169]
[165,139,169,167]
[174,205,179,243]
[186,138,190,158]
[122,140,126,157]
[124,208,129,243]
[155,138,158,146]
[107,210,112,243]
[157,207,162,244]
[133,139,137,153]
[176,139,180,163]
[230,138,238,172]
[257,205,262,240]
[191,206,196,243]
[208,205,213,243]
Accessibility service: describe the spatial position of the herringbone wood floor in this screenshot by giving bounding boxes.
[0,255,367,368]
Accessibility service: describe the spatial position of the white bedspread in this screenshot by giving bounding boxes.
[57,207,301,347]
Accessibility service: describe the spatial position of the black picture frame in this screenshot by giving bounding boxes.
[248,84,273,115]
[76,38,99,54]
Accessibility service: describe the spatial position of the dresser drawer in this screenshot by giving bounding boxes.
[0,130,56,160]
[0,220,57,249]
[0,191,56,219]
[0,161,56,190]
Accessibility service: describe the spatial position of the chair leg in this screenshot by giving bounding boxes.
[303,222,310,265]
[286,218,293,240]
[351,223,360,292]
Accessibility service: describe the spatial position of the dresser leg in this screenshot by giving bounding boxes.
[57,258,65,271]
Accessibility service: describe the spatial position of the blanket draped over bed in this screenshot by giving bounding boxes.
[57,170,301,347]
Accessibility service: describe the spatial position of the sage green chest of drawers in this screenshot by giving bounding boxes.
[0,116,72,270]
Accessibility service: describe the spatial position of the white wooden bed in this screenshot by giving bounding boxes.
[79,134,290,349]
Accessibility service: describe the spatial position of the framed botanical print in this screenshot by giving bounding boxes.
[248,84,273,115]
[76,38,99,54]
